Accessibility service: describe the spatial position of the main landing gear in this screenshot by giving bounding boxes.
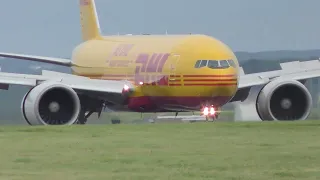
[75,95,105,125]
[76,108,94,124]
[201,105,220,121]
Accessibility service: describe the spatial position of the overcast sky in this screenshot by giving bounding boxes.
[0,0,320,58]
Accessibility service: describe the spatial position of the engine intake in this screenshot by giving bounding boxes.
[21,82,81,125]
[256,78,312,121]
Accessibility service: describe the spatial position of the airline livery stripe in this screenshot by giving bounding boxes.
[80,74,238,86]
[170,75,181,78]
[183,75,235,77]
[184,83,237,86]
[163,84,237,86]
[183,79,236,82]
[87,76,237,86]
[79,74,236,77]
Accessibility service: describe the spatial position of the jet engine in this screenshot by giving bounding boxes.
[21,82,81,125]
[256,78,312,121]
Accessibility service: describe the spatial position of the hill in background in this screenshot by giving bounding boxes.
[236,49,320,62]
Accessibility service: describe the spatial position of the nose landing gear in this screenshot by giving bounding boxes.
[201,105,220,121]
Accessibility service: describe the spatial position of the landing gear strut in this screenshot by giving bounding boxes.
[75,95,105,125]
[76,110,94,124]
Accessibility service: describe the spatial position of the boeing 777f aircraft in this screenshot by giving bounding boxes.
[0,0,319,125]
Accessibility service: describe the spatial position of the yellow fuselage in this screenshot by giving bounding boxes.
[70,34,239,112]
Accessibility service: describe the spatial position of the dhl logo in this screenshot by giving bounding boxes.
[134,53,169,85]
[135,53,170,73]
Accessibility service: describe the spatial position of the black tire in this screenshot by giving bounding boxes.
[111,118,121,124]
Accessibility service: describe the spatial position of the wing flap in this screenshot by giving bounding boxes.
[41,70,128,94]
[238,76,270,89]
[0,52,72,66]
[0,71,129,95]
[0,77,37,86]
[282,69,320,81]
[0,72,45,86]
[60,77,128,94]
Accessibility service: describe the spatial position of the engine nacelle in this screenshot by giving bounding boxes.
[256,78,312,121]
[21,82,81,125]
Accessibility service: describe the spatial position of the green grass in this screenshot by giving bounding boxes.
[1,121,320,179]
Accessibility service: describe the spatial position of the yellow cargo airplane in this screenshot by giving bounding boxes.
[0,0,319,125]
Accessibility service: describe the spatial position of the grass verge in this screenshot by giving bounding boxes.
[0,120,320,179]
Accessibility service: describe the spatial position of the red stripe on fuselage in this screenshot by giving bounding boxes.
[168,84,182,86]
[78,74,236,77]
[183,79,237,82]
[169,75,181,78]
[184,83,237,86]
[183,74,236,78]
[80,74,238,86]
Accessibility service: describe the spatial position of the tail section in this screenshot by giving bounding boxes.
[79,0,101,41]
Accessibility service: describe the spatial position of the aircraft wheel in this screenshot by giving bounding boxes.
[206,114,219,122]
[211,115,218,121]
[111,118,121,124]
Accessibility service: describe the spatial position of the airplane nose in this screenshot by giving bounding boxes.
[211,68,237,105]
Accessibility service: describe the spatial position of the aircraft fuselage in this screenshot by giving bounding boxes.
[71,34,239,112]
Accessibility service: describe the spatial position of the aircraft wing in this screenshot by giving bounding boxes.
[238,59,320,89]
[0,52,72,66]
[0,70,133,104]
[232,60,320,102]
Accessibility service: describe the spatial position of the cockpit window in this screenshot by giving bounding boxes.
[195,59,235,69]
[220,60,229,68]
[227,59,236,68]
[208,60,219,68]
[194,60,201,68]
[199,60,208,68]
